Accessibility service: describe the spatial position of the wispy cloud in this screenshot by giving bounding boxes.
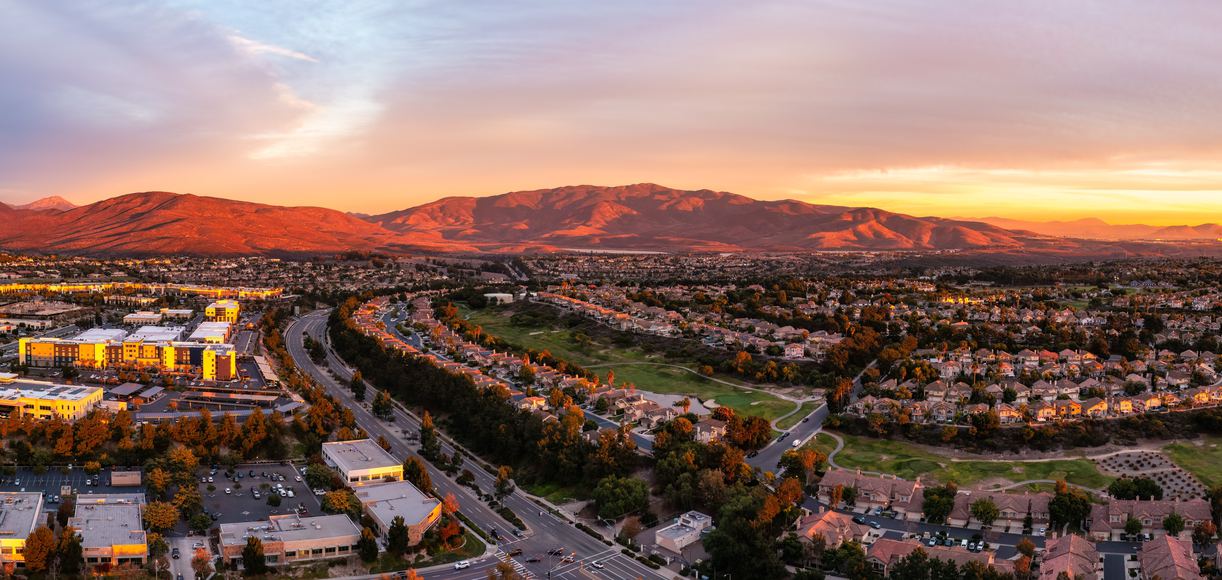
[227,34,318,63]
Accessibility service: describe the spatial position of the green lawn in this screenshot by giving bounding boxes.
[817,433,1113,489]
[1165,437,1222,488]
[464,306,796,421]
[776,400,822,430]
[522,480,589,503]
[368,531,485,573]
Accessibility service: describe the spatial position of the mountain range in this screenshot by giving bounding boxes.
[0,184,1217,257]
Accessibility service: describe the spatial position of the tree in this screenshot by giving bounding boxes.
[143,501,180,532]
[372,390,394,420]
[23,526,56,572]
[420,411,441,460]
[403,456,432,492]
[386,515,409,555]
[59,527,83,575]
[242,536,268,575]
[189,512,213,533]
[1164,512,1185,537]
[1049,484,1092,531]
[191,547,213,578]
[1124,516,1143,538]
[922,485,957,524]
[1016,538,1035,559]
[323,489,361,519]
[495,465,515,499]
[592,475,650,520]
[1108,477,1163,501]
[970,498,1000,527]
[1193,521,1217,546]
[357,527,379,562]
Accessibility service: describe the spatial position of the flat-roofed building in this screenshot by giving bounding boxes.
[0,492,45,568]
[206,300,240,324]
[70,495,148,571]
[0,380,103,421]
[218,514,361,568]
[188,321,232,344]
[322,439,403,486]
[353,481,442,545]
[159,308,194,320]
[122,312,163,326]
[655,511,713,554]
[127,325,185,343]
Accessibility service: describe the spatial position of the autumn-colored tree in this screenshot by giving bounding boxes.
[443,492,460,515]
[142,501,180,532]
[23,526,55,572]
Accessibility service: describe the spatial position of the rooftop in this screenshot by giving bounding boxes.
[0,380,102,402]
[354,481,440,526]
[0,492,44,540]
[70,495,146,550]
[127,325,186,342]
[188,321,231,341]
[322,439,400,474]
[73,328,129,342]
[219,514,360,546]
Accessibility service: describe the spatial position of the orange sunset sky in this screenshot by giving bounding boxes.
[2,1,1221,225]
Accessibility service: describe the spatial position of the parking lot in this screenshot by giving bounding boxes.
[0,467,144,499]
[198,463,323,525]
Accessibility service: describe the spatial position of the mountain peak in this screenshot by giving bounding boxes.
[15,195,76,212]
[368,183,1029,252]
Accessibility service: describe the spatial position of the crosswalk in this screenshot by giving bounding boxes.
[492,549,534,579]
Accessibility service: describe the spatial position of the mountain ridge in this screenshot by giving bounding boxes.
[0,184,1217,257]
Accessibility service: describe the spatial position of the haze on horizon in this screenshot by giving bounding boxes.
[2,1,1221,226]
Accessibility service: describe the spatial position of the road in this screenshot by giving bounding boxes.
[746,361,874,473]
[287,310,670,580]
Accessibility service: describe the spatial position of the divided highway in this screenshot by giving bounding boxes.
[286,310,670,580]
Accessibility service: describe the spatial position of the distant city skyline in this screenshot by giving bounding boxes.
[3,1,1222,225]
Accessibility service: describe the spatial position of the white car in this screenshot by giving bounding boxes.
[225,488,232,495]
[592,561,605,569]
[454,561,470,570]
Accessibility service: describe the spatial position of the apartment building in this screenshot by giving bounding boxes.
[19,328,237,381]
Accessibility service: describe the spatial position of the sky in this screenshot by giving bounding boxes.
[2,1,1222,225]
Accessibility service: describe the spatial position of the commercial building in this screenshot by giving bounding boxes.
[160,308,194,320]
[655,511,713,554]
[0,380,103,420]
[0,492,44,568]
[188,321,232,344]
[322,439,403,486]
[218,514,361,568]
[122,311,163,325]
[126,325,185,343]
[69,495,148,571]
[353,481,442,545]
[206,300,241,324]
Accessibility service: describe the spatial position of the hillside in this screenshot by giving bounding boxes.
[369,183,1040,252]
